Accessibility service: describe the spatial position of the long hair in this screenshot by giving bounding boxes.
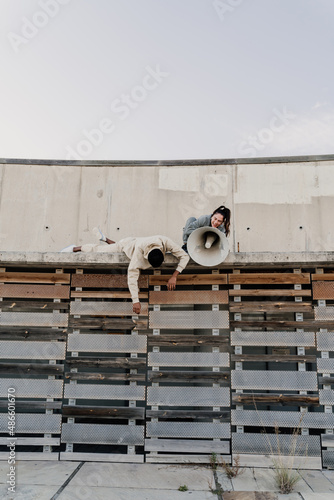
[211,205,231,236]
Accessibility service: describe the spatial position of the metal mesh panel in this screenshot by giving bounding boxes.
[316,332,334,351]
[146,422,230,438]
[147,387,230,406]
[0,379,63,398]
[322,450,334,468]
[67,333,147,353]
[232,432,321,457]
[315,306,334,321]
[319,390,334,405]
[231,370,317,391]
[317,358,334,373]
[149,290,229,305]
[0,414,61,433]
[0,311,68,327]
[64,383,145,400]
[149,311,229,329]
[148,352,229,367]
[0,341,66,359]
[313,281,334,300]
[61,423,144,445]
[70,301,135,316]
[231,410,334,429]
[231,331,315,347]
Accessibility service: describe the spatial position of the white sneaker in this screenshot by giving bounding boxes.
[60,244,75,252]
[93,227,107,242]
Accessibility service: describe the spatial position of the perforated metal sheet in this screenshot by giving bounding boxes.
[70,301,136,316]
[149,311,229,329]
[231,331,315,347]
[317,358,334,373]
[322,450,334,468]
[146,422,230,438]
[64,383,145,400]
[147,387,230,406]
[312,281,334,300]
[316,332,334,351]
[315,306,334,321]
[0,379,63,398]
[149,290,229,305]
[231,370,317,391]
[231,410,334,429]
[0,312,68,327]
[0,341,66,359]
[148,352,229,367]
[0,413,61,433]
[319,389,334,405]
[67,333,147,353]
[232,432,321,457]
[61,423,144,445]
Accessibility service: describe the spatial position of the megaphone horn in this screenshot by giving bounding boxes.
[187,227,229,267]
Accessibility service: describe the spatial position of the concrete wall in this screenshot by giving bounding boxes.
[0,157,333,253]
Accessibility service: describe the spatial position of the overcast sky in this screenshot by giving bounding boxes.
[1,0,333,161]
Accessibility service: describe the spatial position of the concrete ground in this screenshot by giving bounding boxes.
[0,461,333,500]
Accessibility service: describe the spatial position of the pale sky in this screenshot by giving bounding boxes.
[1,0,333,161]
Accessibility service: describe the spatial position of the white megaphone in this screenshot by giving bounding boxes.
[187,227,229,266]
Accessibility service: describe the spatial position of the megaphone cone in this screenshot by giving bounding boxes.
[187,227,229,266]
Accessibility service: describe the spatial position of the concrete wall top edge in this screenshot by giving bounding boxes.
[1,153,334,167]
[1,251,334,269]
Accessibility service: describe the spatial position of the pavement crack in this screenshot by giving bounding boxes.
[49,461,85,500]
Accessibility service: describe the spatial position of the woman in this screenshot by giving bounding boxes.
[182,205,231,251]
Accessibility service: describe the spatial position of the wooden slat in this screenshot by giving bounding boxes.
[0,329,67,340]
[65,372,145,382]
[69,317,147,330]
[0,363,64,374]
[0,301,69,312]
[146,410,230,420]
[0,401,62,410]
[312,273,334,281]
[318,376,334,385]
[231,354,316,363]
[71,291,148,299]
[149,274,227,285]
[62,405,145,419]
[232,393,319,406]
[146,334,229,347]
[147,370,230,383]
[0,272,70,284]
[71,273,148,288]
[230,320,334,328]
[60,452,144,463]
[145,454,230,464]
[0,284,70,298]
[0,437,60,446]
[66,357,146,368]
[228,273,310,284]
[145,438,229,453]
[229,301,312,313]
[149,290,228,304]
[312,281,334,300]
[229,289,312,297]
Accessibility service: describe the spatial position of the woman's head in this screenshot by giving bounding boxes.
[211,205,231,236]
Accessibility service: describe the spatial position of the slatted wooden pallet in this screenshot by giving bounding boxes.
[146,271,231,463]
[229,269,321,469]
[0,268,69,460]
[0,340,66,460]
[61,332,147,462]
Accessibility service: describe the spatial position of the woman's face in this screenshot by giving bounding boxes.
[211,213,224,228]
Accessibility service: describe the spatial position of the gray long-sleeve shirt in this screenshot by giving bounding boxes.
[183,215,226,243]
